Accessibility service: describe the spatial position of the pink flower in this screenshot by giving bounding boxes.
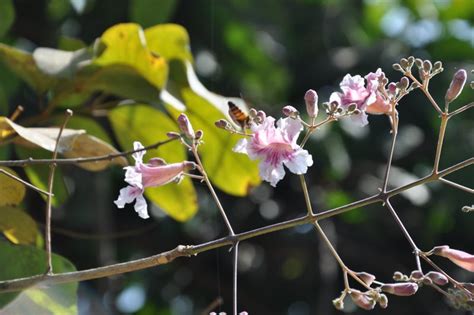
[381,283,418,296]
[233,116,313,187]
[430,245,474,272]
[330,69,390,126]
[114,141,195,219]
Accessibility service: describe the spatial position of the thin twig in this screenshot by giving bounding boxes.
[433,114,449,174]
[200,297,224,315]
[299,175,314,216]
[0,168,53,197]
[0,138,177,167]
[192,145,235,236]
[405,73,443,115]
[45,110,72,274]
[0,159,471,293]
[439,178,473,194]
[382,111,398,193]
[233,241,239,315]
[385,200,422,272]
[448,102,474,117]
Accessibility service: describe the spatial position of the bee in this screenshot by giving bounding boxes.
[228,101,250,129]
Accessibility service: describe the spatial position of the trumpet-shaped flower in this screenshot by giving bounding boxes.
[330,68,390,126]
[114,141,195,219]
[233,115,313,187]
[430,245,474,272]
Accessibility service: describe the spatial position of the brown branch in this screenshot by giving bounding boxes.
[0,159,471,293]
[0,138,176,167]
[45,110,72,274]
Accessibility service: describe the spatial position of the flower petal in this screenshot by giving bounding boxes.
[124,166,143,189]
[277,117,303,144]
[259,161,285,187]
[114,186,143,208]
[132,141,145,163]
[350,111,369,127]
[233,138,249,154]
[134,194,149,219]
[140,162,187,188]
[285,149,313,175]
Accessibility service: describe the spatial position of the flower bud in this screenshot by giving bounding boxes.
[445,69,467,104]
[304,89,318,118]
[177,114,195,139]
[387,82,397,95]
[256,110,266,123]
[400,77,410,90]
[332,297,344,310]
[195,130,203,140]
[215,119,231,130]
[282,105,299,118]
[425,271,448,286]
[167,131,181,139]
[423,60,432,73]
[350,290,375,310]
[429,245,474,272]
[393,271,404,281]
[410,270,423,281]
[378,294,388,309]
[392,63,402,72]
[381,283,418,296]
[355,272,376,286]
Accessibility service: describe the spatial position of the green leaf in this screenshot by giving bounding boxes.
[94,23,169,91]
[0,43,56,94]
[0,206,38,245]
[130,0,178,28]
[167,89,261,196]
[145,23,193,62]
[15,147,68,207]
[108,104,197,222]
[0,0,15,38]
[0,241,77,314]
[0,167,26,206]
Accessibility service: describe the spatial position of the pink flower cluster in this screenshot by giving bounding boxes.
[114,141,195,219]
[330,68,391,126]
[233,114,313,187]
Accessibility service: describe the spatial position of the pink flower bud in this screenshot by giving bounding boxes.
[378,294,388,309]
[167,131,181,139]
[425,271,448,286]
[445,69,467,104]
[381,283,418,296]
[355,272,376,286]
[215,119,231,130]
[350,290,376,310]
[282,105,299,118]
[430,245,474,272]
[304,89,318,118]
[410,270,423,281]
[256,110,266,122]
[177,113,195,139]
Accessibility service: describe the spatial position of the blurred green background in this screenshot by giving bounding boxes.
[0,0,473,314]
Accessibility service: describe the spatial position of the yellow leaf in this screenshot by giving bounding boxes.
[95,23,168,91]
[62,134,127,171]
[145,23,193,63]
[0,206,38,245]
[0,167,26,206]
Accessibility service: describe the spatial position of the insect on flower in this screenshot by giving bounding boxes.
[228,101,250,129]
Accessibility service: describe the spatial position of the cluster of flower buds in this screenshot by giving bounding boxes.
[462,205,474,213]
[169,114,204,146]
[321,100,360,117]
[448,284,474,310]
[332,288,388,311]
[393,56,443,82]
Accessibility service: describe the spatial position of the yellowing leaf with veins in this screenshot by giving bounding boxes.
[0,167,26,206]
[0,206,38,245]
